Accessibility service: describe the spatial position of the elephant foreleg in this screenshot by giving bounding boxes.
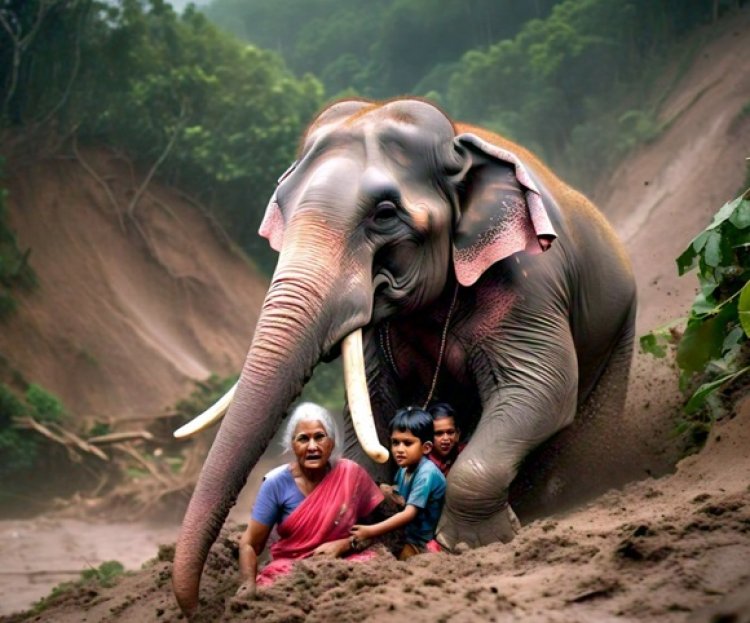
[437,317,579,550]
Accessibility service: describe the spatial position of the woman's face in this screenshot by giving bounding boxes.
[291,419,334,471]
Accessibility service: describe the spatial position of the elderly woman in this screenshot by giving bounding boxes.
[237,402,383,594]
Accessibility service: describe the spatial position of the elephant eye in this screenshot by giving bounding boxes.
[372,200,399,224]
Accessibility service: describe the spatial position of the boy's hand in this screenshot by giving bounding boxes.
[350,524,374,541]
[379,483,405,507]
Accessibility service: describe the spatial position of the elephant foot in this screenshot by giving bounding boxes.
[436,504,520,552]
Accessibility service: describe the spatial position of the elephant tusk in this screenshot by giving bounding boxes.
[342,330,390,464]
[172,381,238,439]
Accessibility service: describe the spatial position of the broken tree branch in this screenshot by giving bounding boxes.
[87,431,154,445]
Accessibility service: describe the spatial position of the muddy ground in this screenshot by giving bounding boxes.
[1,7,749,623]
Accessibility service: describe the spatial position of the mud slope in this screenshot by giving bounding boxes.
[597,8,750,334]
[0,149,268,421]
[5,396,746,623]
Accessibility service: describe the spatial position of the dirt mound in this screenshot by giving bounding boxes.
[4,396,746,623]
[0,148,268,421]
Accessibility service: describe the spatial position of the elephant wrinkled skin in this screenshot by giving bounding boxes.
[172,98,636,614]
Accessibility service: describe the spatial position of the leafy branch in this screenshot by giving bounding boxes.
[641,186,750,415]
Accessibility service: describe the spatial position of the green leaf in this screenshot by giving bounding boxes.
[685,366,750,413]
[677,230,708,275]
[739,280,750,337]
[640,333,666,358]
[702,230,722,268]
[639,319,683,358]
[690,291,719,316]
[722,324,746,355]
[676,305,735,374]
[707,195,744,230]
[728,198,750,229]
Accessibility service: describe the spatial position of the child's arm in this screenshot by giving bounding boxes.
[379,483,405,507]
[350,504,417,541]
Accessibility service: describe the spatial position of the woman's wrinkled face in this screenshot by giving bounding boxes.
[292,419,334,470]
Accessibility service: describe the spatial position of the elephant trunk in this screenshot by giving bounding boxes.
[172,259,344,614]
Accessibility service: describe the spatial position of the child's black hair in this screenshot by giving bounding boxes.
[428,402,456,424]
[389,406,434,444]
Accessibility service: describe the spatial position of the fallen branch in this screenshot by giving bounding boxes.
[55,427,109,461]
[112,442,172,488]
[0,570,83,577]
[15,416,109,461]
[87,431,154,445]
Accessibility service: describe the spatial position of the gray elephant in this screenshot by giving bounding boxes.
[172,98,636,614]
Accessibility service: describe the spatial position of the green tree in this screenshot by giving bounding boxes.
[0,0,324,274]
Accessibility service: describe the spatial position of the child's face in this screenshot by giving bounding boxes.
[390,429,431,469]
[433,416,460,458]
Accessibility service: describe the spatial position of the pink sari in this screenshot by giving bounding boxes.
[256,459,384,586]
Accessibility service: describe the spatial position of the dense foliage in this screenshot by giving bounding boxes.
[204,0,560,98]
[641,187,750,431]
[0,159,35,317]
[0,0,323,273]
[0,0,729,273]
[0,383,67,480]
[203,0,720,187]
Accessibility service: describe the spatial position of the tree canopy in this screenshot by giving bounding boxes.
[0,0,323,271]
[0,0,725,269]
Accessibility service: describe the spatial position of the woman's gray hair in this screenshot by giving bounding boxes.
[281,402,342,461]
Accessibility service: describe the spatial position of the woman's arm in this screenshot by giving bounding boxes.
[350,504,418,541]
[237,519,272,594]
[310,537,351,557]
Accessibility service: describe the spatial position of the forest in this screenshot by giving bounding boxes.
[0,0,727,278]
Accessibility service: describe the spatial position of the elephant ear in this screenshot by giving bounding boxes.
[452,133,557,287]
[258,160,298,252]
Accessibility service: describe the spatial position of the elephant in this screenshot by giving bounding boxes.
[171,97,636,614]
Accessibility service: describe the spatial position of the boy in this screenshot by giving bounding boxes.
[350,407,446,559]
[427,402,466,476]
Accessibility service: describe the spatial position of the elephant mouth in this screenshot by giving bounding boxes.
[320,342,341,362]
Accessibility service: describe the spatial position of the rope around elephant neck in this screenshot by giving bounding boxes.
[380,283,460,409]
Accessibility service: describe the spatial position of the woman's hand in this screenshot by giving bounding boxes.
[350,524,374,541]
[311,537,349,558]
[235,576,257,600]
[238,520,271,593]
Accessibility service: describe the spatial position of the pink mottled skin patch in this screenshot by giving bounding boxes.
[408,202,431,231]
[258,199,284,252]
[386,282,518,392]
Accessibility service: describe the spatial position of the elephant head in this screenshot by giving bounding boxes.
[172,98,558,614]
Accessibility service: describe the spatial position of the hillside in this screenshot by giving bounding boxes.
[596,9,750,333]
[0,6,749,623]
[0,148,268,422]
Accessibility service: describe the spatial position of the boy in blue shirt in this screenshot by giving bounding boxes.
[351,407,446,559]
